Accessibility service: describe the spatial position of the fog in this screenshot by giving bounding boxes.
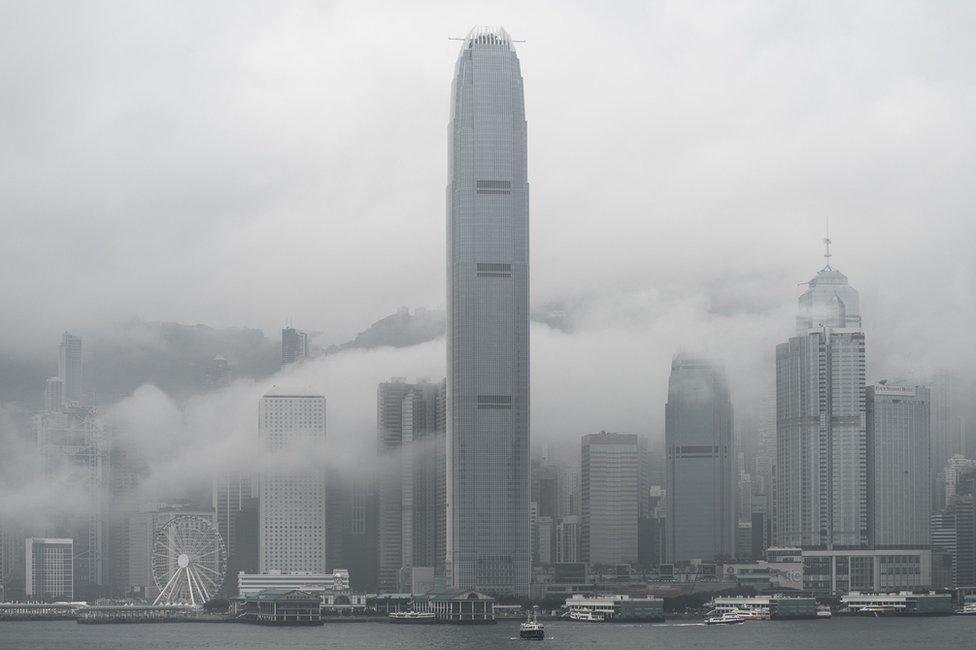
[2,2,975,516]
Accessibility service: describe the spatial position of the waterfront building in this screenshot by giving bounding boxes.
[412,590,496,623]
[800,548,931,595]
[563,594,664,622]
[446,26,530,596]
[235,589,324,625]
[839,591,953,616]
[258,388,327,573]
[376,378,446,592]
[708,595,817,619]
[237,569,349,598]
[25,538,73,600]
[665,356,734,562]
[280,327,309,366]
[775,250,867,549]
[58,332,83,406]
[581,432,638,565]
[865,384,931,547]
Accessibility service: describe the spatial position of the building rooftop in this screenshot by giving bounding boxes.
[464,26,516,51]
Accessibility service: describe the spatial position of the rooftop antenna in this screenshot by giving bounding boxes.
[822,217,832,270]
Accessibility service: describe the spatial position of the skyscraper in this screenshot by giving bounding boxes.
[865,383,930,548]
[665,356,734,562]
[258,387,327,572]
[376,378,447,592]
[581,432,638,566]
[213,471,253,588]
[58,332,83,406]
[25,538,73,600]
[281,327,309,366]
[776,247,867,549]
[446,26,530,596]
[34,407,109,596]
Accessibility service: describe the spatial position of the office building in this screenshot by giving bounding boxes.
[213,472,253,589]
[775,249,867,549]
[581,432,638,565]
[557,516,580,563]
[58,332,83,406]
[258,387,327,573]
[34,408,109,596]
[281,327,309,366]
[446,26,530,596]
[44,377,63,412]
[665,356,734,562]
[25,538,73,601]
[865,383,930,547]
[376,378,447,592]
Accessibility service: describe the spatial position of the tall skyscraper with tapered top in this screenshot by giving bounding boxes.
[446,26,530,596]
[776,240,867,549]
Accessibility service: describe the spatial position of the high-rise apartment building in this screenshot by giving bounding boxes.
[377,378,446,592]
[25,538,73,600]
[258,387,327,572]
[446,26,530,596]
[665,356,734,562]
[865,384,931,548]
[58,332,83,406]
[776,252,867,549]
[581,432,638,565]
[44,377,63,412]
[281,328,309,366]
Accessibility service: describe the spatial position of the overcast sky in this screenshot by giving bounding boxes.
[1,1,974,405]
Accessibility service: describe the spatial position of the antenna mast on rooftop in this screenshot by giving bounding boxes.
[823,217,832,270]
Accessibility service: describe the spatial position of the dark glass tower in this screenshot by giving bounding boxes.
[446,26,530,595]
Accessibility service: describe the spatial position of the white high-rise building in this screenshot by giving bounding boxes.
[58,332,83,406]
[865,384,931,547]
[446,26,530,596]
[258,387,327,573]
[581,432,638,565]
[25,538,73,600]
[776,245,867,549]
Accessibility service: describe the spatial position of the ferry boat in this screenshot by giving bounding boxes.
[954,603,976,616]
[817,605,833,619]
[388,611,437,624]
[568,609,606,622]
[519,612,545,639]
[705,611,745,625]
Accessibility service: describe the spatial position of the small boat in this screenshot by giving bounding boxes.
[519,612,545,639]
[568,609,606,622]
[705,612,745,625]
[955,603,976,615]
[817,606,833,619]
[388,611,437,624]
[738,610,769,621]
[857,605,897,617]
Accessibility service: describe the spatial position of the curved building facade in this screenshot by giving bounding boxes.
[445,26,530,595]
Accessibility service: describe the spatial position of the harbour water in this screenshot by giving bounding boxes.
[1,617,972,649]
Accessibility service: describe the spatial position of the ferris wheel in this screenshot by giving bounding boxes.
[151,514,226,606]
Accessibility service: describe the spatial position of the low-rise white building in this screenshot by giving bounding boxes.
[237,569,350,599]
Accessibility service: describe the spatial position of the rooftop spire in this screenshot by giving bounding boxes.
[822,217,832,270]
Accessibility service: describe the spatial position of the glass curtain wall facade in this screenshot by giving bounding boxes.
[446,26,530,596]
[665,357,734,562]
[776,264,867,549]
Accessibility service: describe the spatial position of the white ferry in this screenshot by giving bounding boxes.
[519,612,545,639]
[388,611,437,624]
[705,611,745,625]
[568,609,606,622]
